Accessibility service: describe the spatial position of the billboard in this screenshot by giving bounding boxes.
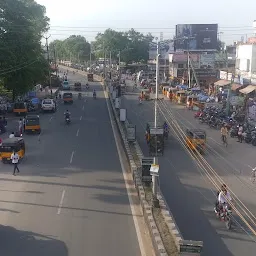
[199,54,215,69]
[175,24,218,52]
[149,42,174,60]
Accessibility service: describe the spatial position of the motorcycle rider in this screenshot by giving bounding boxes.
[64,110,71,120]
[215,184,232,215]
[163,121,169,137]
[93,89,96,98]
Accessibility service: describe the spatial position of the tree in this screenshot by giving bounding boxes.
[0,0,50,98]
[50,35,91,63]
[92,28,154,64]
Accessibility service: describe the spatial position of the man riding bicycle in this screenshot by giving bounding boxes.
[221,124,228,144]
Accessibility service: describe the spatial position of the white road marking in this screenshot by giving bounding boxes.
[103,85,146,256]
[76,129,79,137]
[70,151,75,164]
[80,116,82,120]
[82,105,84,110]
[57,190,66,214]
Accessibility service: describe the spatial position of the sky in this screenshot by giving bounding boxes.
[37,0,256,45]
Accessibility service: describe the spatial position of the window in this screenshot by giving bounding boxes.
[178,64,184,69]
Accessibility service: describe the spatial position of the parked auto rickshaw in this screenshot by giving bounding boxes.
[0,137,25,163]
[145,122,164,156]
[25,115,41,134]
[63,92,73,104]
[13,102,27,116]
[87,73,93,82]
[162,86,170,96]
[174,91,187,104]
[186,95,198,109]
[185,129,206,154]
[141,89,150,100]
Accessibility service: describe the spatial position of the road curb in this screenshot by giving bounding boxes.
[103,81,168,256]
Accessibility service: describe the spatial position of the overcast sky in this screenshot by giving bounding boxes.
[37,0,256,44]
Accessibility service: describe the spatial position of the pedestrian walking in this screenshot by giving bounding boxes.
[22,117,26,131]
[18,118,23,135]
[237,124,243,143]
[11,150,20,175]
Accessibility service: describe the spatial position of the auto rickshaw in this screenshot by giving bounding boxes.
[0,137,25,163]
[185,129,206,154]
[174,91,187,104]
[13,102,27,116]
[162,86,170,96]
[25,115,41,134]
[145,122,164,156]
[141,89,150,100]
[186,95,198,109]
[87,73,93,82]
[63,92,73,104]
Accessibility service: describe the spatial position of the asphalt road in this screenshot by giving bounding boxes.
[0,72,153,256]
[122,80,256,256]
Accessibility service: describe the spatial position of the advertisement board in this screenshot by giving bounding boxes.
[200,54,215,69]
[172,53,199,62]
[175,24,218,51]
[149,42,174,60]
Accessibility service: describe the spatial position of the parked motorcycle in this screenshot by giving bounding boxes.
[65,117,70,124]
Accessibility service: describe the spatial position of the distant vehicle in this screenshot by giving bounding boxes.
[41,98,56,112]
[62,80,70,90]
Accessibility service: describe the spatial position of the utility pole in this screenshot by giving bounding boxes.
[43,35,51,88]
[53,44,58,77]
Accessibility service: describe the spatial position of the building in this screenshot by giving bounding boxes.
[235,43,256,80]
[169,52,217,87]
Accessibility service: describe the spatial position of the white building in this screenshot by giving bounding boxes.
[235,44,256,79]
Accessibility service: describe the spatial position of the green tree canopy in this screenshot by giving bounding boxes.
[49,35,91,63]
[0,0,50,98]
[92,28,154,64]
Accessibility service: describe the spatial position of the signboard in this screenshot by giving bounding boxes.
[149,42,175,60]
[175,24,218,52]
[150,128,164,134]
[141,158,154,182]
[195,69,217,78]
[179,240,203,256]
[199,54,215,69]
[150,164,159,176]
[126,124,136,141]
[119,108,126,122]
[172,53,199,62]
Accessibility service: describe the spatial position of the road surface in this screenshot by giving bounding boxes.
[122,80,256,256]
[0,72,155,256]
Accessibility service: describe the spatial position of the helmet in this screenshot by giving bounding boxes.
[221,184,227,191]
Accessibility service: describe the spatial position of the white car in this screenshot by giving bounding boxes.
[41,98,56,112]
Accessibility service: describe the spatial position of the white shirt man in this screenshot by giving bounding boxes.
[11,152,19,164]
[218,190,232,204]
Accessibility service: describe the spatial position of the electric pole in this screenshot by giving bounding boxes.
[53,44,58,77]
[43,35,51,88]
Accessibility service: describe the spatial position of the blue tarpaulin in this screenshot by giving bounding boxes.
[31,98,40,104]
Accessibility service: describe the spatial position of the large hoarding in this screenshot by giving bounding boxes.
[149,42,174,60]
[175,24,218,52]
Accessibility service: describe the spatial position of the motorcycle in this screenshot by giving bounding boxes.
[65,116,71,124]
[215,203,232,230]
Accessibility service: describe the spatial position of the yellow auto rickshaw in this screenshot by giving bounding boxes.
[63,92,73,104]
[186,95,198,109]
[13,102,27,116]
[141,89,150,100]
[162,86,170,96]
[185,129,206,154]
[0,137,25,163]
[175,91,187,104]
[25,115,41,134]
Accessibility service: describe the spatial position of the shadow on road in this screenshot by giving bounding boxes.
[0,225,68,256]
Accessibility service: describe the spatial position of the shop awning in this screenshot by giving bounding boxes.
[214,80,231,86]
[239,85,256,94]
[231,83,242,91]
